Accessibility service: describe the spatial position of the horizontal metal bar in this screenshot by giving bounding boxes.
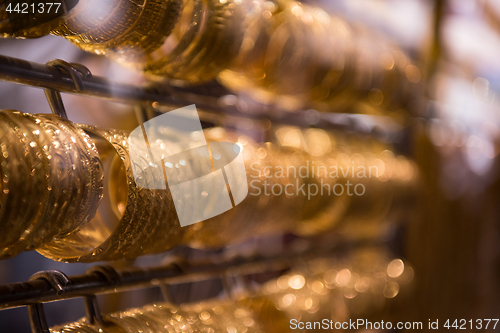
[0,55,191,106]
[0,258,282,310]
[0,54,403,143]
[0,239,380,310]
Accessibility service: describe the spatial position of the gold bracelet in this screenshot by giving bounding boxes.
[38,125,184,262]
[0,111,103,258]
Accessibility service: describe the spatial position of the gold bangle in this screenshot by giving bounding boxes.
[0,114,42,255]
[0,111,103,258]
[38,125,184,262]
[57,0,183,67]
[27,113,104,237]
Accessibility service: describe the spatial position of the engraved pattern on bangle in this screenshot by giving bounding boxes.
[38,125,184,262]
[0,110,103,258]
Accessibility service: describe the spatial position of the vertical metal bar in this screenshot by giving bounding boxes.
[427,0,446,80]
[44,88,68,119]
[27,303,49,333]
[160,283,173,303]
[83,295,103,325]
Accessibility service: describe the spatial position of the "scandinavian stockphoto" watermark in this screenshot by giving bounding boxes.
[248,161,380,200]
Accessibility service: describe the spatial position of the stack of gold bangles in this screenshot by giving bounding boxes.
[0,111,103,259]
[1,0,423,113]
[0,110,417,262]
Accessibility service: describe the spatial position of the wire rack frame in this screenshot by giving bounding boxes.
[0,238,382,333]
[0,54,408,147]
[0,52,406,332]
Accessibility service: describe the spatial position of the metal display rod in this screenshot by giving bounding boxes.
[0,55,195,106]
[0,54,402,141]
[0,254,285,310]
[0,238,378,310]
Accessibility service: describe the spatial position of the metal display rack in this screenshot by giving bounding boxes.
[0,55,406,144]
[0,235,380,333]
[0,54,403,333]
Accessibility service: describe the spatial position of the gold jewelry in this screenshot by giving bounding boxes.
[0,111,103,258]
[38,125,184,262]
[51,298,269,332]
[55,0,183,67]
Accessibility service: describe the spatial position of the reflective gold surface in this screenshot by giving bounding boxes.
[1,0,422,114]
[185,127,418,249]
[47,249,413,332]
[0,110,103,259]
[50,298,272,333]
[260,249,414,332]
[220,1,422,112]
[0,108,418,262]
[38,125,185,262]
[53,0,182,67]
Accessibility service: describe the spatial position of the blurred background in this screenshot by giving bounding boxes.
[1,0,500,332]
